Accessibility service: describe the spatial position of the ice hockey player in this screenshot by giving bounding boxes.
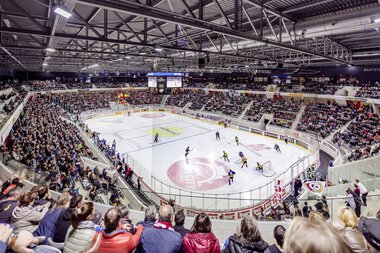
[154,133,159,143]
[238,151,244,158]
[241,156,248,168]
[235,136,239,146]
[222,151,230,162]
[185,146,191,158]
[227,169,236,185]
[257,162,263,171]
[274,143,281,153]
[284,136,288,144]
[216,131,221,140]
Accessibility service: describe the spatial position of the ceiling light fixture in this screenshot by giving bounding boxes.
[54,7,72,19]
[42,63,48,66]
[45,48,56,52]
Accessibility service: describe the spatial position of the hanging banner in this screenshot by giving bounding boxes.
[303,181,326,197]
[275,180,285,200]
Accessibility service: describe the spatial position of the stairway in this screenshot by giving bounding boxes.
[238,101,253,120]
[291,105,306,129]
[325,119,354,142]
[183,102,192,110]
[161,94,170,105]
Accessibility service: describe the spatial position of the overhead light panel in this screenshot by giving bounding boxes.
[54,7,72,18]
[45,48,56,52]
[42,63,48,66]
[375,18,380,23]
[154,47,164,52]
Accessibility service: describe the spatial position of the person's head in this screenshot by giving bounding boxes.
[274,225,286,248]
[235,215,262,242]
[355,179,360,184]
[159,205,174,223]
[7,186,22,200]
[308,210,326,224]
[71,202,95,229]
[38,186,49,199]
[18,192,34,207]
[338,206,358,229]
[283,217,353,253]
[347,188,353,194]
[104,207,121,233]
[376,210,380,220]
[190,213,212,233]
[55,194,71,208]
[304,202,308,206]
[145,205,157,221]
[358,217,380,253]
[175,209,186,226]
[69,194,83,209]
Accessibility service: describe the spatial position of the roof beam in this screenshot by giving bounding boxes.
[243,0,295,22]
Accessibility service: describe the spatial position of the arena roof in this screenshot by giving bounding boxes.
[1,0,380,72]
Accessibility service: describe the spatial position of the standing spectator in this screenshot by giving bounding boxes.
[53,194,83,243]
[355,180,368,206]
[358,217,380,253]
[183,213,220,253]
[11,192,50,233]
[267,225,286,253]
[97,207,143,253]
[354,184,361,197]
[302,202,309,218]
[138,205,182,253]
[222,215,268,253]
[63,202,97,253]
[33,194,71,240]
[293,177,302,198]
[136,205,157,228]
[0,187,21,224]
[346,188,362,217]
[173,209,189,238]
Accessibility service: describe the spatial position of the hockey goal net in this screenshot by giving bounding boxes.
[261,161,277,177]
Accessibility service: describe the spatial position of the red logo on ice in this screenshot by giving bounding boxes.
[167,157,230,191]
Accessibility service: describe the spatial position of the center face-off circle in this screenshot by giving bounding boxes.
[140,113,166,118]
[167,157,230,191]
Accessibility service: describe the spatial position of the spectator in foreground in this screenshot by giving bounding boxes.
[33,193,71,240]
[183,213,220,253]
[63,202,97,253]
[0,186,21,224]
[138,204,181,253]
[118,205,134,233]
[377,210,380,220]
[33,186,51,207]
[11,192,50,233]
[283,217,353,253]
[267,225,286,253]
[136,205,157,228]
[222,215,267,253]
[358,217,380,253]
[97,207,143,253]
[173,209,189,238]
[0,223,40,253]
[53,194,83,243]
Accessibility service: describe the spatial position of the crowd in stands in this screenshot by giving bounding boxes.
[279,84,338,95]
[297,101,357,138]
[26,81,67,91]
[0,172,379,253]
[355,83,380,99]
[203,92,252,117]
[333,105,380,161]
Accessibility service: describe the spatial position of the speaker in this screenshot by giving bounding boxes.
[198,58,205,69]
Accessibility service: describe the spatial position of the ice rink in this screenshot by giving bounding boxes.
[86,111,311,201]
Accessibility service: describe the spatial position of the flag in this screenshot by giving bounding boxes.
[303,181,326,197]
[274,180,285,200]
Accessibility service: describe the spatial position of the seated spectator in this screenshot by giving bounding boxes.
[0,186,21,224]
[136,205,157,228]
[33,186,51,207]
[118,205,135,233]
[138,204,182,253]
[173,209,189,238]
[358,217,380,253]
[222,215,267,253]
[0,223,40,253]
[267,225,286,253]
[283,217,353,253]
[11,192,50,233]
[97,207,143,253]
[53,194,83,243]
[183,213,219,253]
[63,202,97,253]
[33,193,71,240]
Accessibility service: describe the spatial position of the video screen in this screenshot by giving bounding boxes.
[166,76,182,88]
[148,77,157,87]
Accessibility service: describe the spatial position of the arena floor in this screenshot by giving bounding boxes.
[86,111,311,209]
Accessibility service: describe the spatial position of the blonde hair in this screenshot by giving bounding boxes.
[308,211,325,224]
[337,206,358,229]
[283,217,353,253]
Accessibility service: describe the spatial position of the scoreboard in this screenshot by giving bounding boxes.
[147,72,184,91]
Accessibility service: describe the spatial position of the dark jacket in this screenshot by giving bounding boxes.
[33,207,64,239]
[183,232,220,253]
[138,224,182,253]
[0,199,19,224]
[266,245,282,253]
[136,218,156,228]
[222,235,270,253]
[33,198,49,207]
[173,224,190,238]
[53,208,74,242]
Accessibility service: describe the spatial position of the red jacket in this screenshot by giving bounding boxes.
[182,232,220,253]
[98,225,143,253]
